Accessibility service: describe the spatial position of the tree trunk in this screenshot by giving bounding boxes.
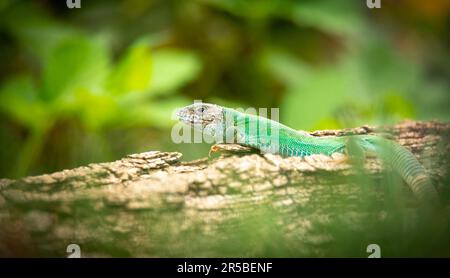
[0,121,449,257]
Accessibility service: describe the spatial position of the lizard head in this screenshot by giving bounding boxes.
[176,102,224,129]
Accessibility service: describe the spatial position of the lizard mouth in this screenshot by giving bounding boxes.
[176,113,207,126]
[186,117,215,126]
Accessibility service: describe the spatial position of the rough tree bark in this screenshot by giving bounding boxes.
[0,121,449,257]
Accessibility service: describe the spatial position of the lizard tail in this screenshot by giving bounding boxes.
[361,136,440,206]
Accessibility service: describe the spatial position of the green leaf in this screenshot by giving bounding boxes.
[268,51,365,130]
[149,49,202,96]
[42,35,110,101]
[289,0,365,37]
[380,93,415,120]
[0,75,49,129]
[73,89,119,130]
[118,97,191,129]
[281,70,353,130]
[261,48,311,87]
[357,40,420,96]
[202,0,284,20]
[203,0,364,36]
[107,38,152,95]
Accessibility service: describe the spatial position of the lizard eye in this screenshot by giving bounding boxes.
[199,107,206,113]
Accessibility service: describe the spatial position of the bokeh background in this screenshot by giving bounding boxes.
[0,0,449,178]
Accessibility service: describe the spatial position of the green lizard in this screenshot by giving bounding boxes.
[176,102,440,205]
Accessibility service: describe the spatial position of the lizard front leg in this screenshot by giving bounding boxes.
[209,144,257,157]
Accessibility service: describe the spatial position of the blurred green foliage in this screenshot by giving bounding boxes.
[0,0,449,177]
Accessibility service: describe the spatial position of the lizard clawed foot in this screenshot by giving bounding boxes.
[208,144,221,157]
[209,144,256,157]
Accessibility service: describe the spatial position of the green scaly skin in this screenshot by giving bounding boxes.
[176,103,440,205]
